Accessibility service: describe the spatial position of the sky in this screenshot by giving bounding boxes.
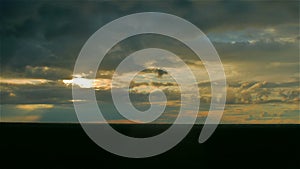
[0,0,299,124]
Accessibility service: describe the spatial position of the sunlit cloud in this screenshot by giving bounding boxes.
[9,93,16,97]
[16,104,54,111]
[0,77,52,85]
[221,103,300,124]
[2,115,41,122]
[225,80,300,104]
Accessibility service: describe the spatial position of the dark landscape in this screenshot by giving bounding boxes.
[1,123,299,169]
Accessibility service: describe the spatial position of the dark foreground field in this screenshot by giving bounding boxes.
[1,123,299,169]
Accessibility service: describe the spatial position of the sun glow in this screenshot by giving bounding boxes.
[63,77,111,90]
[63,77,94,88]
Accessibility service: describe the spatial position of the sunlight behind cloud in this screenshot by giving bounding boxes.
[63,77,94,88]
[63,77,111,90]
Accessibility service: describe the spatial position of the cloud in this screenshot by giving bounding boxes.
[0,1,299,124]
[24,65,71,79]
[225,81,300,104]
[1,1,298,92]
[208,24,299,44]
[112,1,298,31]
[141,68,168,78]
[221,103,300,124]
[264,81,300,88]
[0,77,52,85]
[129,81,177,90]
[2,115,41,122]
[278,89,300,102]
[0,81,72,104]
[16,104,54,111]
[2,1,297,71]
[62,77,111,90]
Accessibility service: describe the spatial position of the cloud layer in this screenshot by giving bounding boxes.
[1,0,299,123]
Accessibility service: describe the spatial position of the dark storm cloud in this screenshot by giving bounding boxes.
[24,66,72,79]
[1,0,298,76]
[1,1,121,75]
[99,34,198,72]
[110,1,299,31]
